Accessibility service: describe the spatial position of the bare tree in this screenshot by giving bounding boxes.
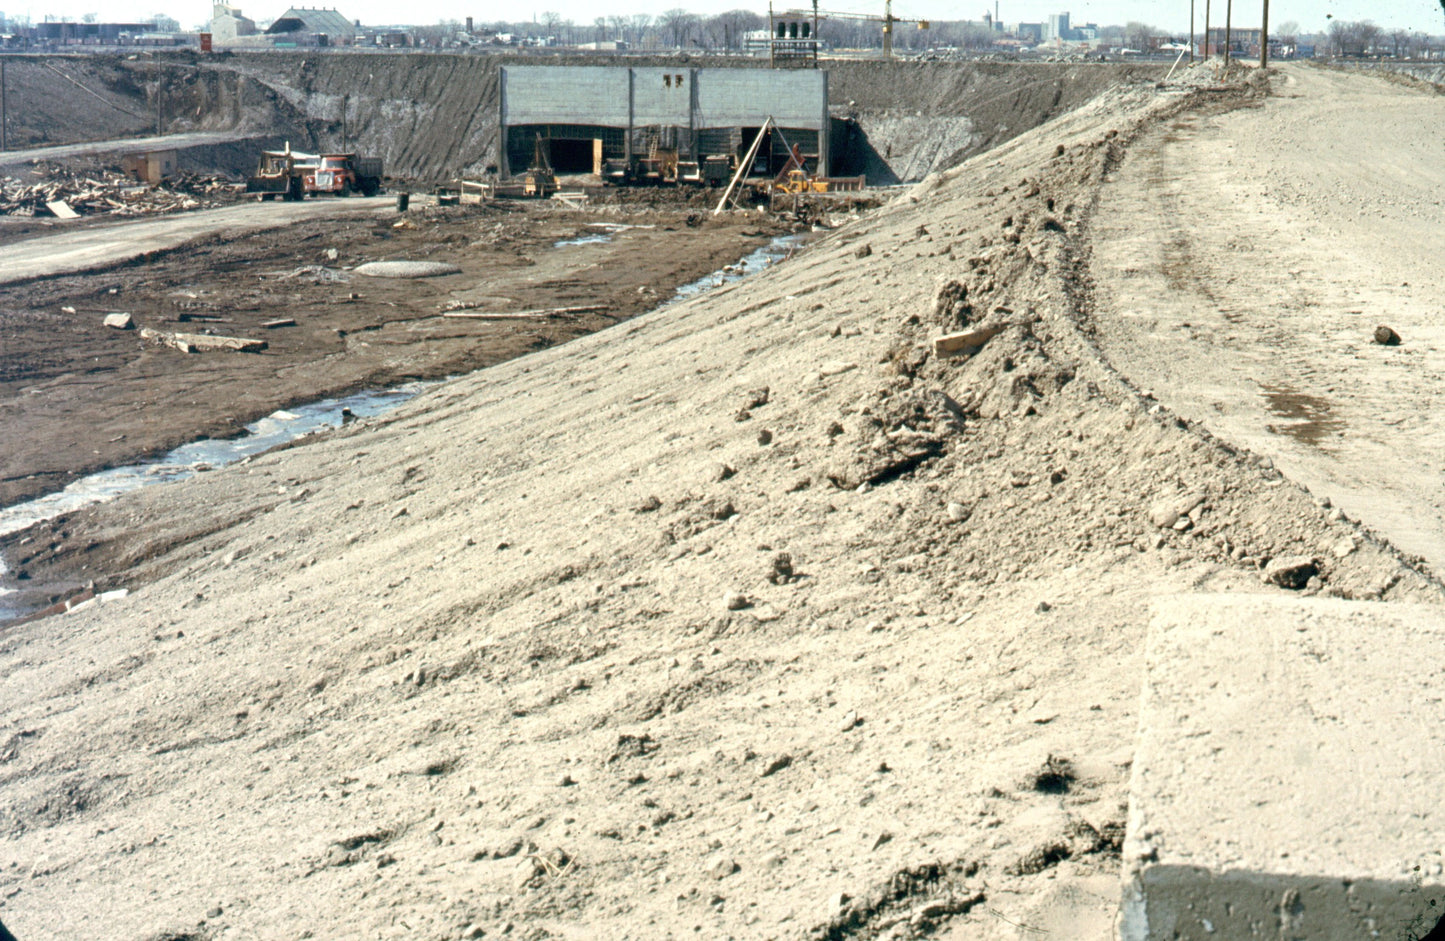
[1275,19,1299,44]
[1124,21,1161,50]
[1356,21,1382,54]
[607,14,629,43]
[703,9,762,50]
[1389,28,1410,57]
[628,13,652,47]
[539,10,562,40]
[659,8,698,48]
[1326,19,1347,55]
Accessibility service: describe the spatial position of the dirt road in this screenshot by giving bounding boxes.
[0,130,259,170]
[1089,63,1445,573]
[0,196,395,282]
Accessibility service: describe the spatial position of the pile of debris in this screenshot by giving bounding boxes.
[0,166,243,219]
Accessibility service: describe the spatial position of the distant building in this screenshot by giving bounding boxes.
[264,6,360,46]
[33,21,155,42]
[1015,22,1043,43]
[1205,25,1262,57]
[1037,12,1098,44]
[210,3,257,44]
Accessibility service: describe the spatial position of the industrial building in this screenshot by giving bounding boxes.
[264,6,360,46]
[498,66,830,182]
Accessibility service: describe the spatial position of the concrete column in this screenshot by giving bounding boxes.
[498,69,509,178]
[689,68,699,162]
[625,68,634,164]
[819,70,830,175]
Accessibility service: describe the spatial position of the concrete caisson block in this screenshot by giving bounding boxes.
[1122,594,1445,940]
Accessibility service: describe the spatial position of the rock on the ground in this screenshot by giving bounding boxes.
[103,312,134,330]
[1264,556,1318,590]
[353,260,463,279]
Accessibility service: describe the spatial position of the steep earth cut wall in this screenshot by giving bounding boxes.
[4,53,1163,183]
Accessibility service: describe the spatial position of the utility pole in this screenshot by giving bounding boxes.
[882,0,894,59]
[1224,0,1233,65]
[1203,0,1211,59]
[341,93,348,151]
[1189,0,1196,61]
[1,58,8,152]
[1260,0,1270,68]
[154,64,163,136]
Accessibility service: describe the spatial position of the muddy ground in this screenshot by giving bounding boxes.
[0,192,796,515]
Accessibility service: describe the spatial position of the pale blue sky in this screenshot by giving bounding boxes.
[8,0,1443,35]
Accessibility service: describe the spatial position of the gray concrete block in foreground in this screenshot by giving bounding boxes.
[1121,593,1445,940]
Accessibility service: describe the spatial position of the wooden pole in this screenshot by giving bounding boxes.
[1203,0,1211,59]
[1,58,8,151]
[1190,0,1196,61]
[882,0,893,58]
[1260,0,1270,68]
[1224,0,1233,65]
[714,117,771,215]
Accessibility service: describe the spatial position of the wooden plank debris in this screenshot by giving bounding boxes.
[45,199,78,219]
[262,318,298,329]
[933,323,1009,357]
[2,166,239,219]
[140,327,267,353]
[440,303,610,318]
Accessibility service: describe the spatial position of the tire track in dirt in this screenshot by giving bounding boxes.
[1089,63,1445,574]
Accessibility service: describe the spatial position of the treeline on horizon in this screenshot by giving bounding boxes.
[412,12,1438,55]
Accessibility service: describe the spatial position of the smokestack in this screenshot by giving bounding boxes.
[466,15,473,32]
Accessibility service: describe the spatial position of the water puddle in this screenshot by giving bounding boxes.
[1260,383,1344,447]
[554,223,653,248]
[0,380,436,619]
[666,234,804,305]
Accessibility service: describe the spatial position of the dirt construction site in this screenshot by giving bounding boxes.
[2,50,1445,941]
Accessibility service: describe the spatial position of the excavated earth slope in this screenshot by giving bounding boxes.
[1,65,1438,941]
[3,53,1161,184]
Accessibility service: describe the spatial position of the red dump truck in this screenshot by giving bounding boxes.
[303,154,384,197]
[246,149,383,200]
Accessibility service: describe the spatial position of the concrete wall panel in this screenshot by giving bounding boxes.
[501,67,629,126]
[502,66,824,131]
[631,67,692,127]
[694,69,824,129]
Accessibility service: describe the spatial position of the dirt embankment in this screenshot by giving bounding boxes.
[0,65,1437,941]
[0,53,305,150]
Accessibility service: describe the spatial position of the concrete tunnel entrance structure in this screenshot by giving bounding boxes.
[499,66,830,181]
